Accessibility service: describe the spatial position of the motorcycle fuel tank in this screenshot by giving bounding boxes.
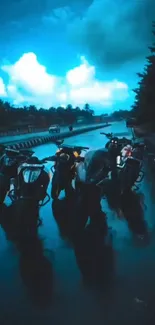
[76,148,111,184]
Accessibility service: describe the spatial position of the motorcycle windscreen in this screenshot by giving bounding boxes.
[22,168,42,183]
[84,149,111,183]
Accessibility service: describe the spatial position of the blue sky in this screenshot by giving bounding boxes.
[0,0,154,114]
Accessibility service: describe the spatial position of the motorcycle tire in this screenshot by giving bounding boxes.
[0,174,9,204]
[51,173,61,200]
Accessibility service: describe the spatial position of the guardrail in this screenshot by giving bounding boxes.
[5,123,111,150]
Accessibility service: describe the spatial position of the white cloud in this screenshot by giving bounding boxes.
[0,77,7,97]
[1,52,129,110]
[66,56,95,87]
[2,53,56,96]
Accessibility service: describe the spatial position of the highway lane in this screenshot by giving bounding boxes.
[0,121,155,325]
[0,123,105,144]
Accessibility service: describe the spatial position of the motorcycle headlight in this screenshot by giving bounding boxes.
[59,153,70,162]
[73,151,79,158]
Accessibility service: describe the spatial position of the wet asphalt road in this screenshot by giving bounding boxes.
[1,121,155,325]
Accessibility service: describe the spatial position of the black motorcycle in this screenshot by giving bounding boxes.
[50,140,89,200]
[8,156,51,236]
[74,148,111,231]
[101,132,132,151]
[0,147,34,204]
[100,132,145,193]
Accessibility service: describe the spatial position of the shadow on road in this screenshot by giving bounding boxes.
[0,200,40,240]
[106,182,149,242]
[0,204,53,308]
[73,225,115,290]
[52,197,77,240]
[120,191,149,242]
[52,197,115,290]
[19,236,53,308]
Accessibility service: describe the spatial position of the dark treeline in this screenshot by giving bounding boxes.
[0,102,95,131]
[0,97,131,132]
[110,109,131,120]
[132,22,155,127]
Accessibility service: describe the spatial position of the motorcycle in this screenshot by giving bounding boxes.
[101,132,132,151]
[74,148,111,231]
[0,147,34,204]
[100,132,145,193]
[49,139,89,200]
[8,155,51,236]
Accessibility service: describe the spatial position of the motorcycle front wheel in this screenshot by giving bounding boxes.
[51,173,61,200]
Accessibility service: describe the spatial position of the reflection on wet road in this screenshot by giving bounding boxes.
[0,121,155,325]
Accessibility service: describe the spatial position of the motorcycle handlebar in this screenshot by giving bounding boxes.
[40,154,85,164]
[41,156,56,163]
[74,146,89,151]
[60,144,89,151]
[100,132,113,138]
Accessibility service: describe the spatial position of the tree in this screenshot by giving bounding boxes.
[132,21,155,125]
[84,103,90,111]
[66,104,73,110]
[0,99,93,130]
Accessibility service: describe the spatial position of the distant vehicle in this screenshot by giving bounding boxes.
[49,124,60,133]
